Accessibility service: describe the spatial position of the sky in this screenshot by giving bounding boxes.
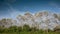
[0,0,60,19]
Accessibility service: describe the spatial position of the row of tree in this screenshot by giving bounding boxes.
[0,24,40,33]
[0,11,60,33]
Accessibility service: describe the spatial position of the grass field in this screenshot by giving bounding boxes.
[0,25,60,34]
[0,30,60,34]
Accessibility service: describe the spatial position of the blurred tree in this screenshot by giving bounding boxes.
[53,13,58,18]
[23,24,30,31]
[57,15,60,21]
[0,18,7,26]
[54,25,60,32]
[0,26,5,33]
[17,26,22,32]
[8,26,18,32]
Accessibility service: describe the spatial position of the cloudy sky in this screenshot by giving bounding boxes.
[0,0,60,19]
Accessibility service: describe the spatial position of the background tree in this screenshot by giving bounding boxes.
[8,26,18,32]
[17,26,22,32]
[23,24,30,31]
[0,26,5,33]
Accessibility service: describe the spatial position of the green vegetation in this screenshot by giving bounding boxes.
[0,24,60,34]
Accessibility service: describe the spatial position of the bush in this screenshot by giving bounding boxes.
[23,24,30,31]
[8,26,18,32]
[17,26,22,32]
[29,27,39,32]
[0,26,5,33]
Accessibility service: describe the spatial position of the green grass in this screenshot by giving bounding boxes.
[0,31,60,34]
[0,25,60,34]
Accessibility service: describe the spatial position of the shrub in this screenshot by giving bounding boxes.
[17,26,22,32]
[8,26,18,32]
[23,24,30,31]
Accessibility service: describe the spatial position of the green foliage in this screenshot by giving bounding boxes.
[17,26,22,32]
[0,25,60,34]
[3,28,9,33]
[8,26,18,32]
[29,27,39,32]
[23,24,30,31]
[0,26,4,33]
